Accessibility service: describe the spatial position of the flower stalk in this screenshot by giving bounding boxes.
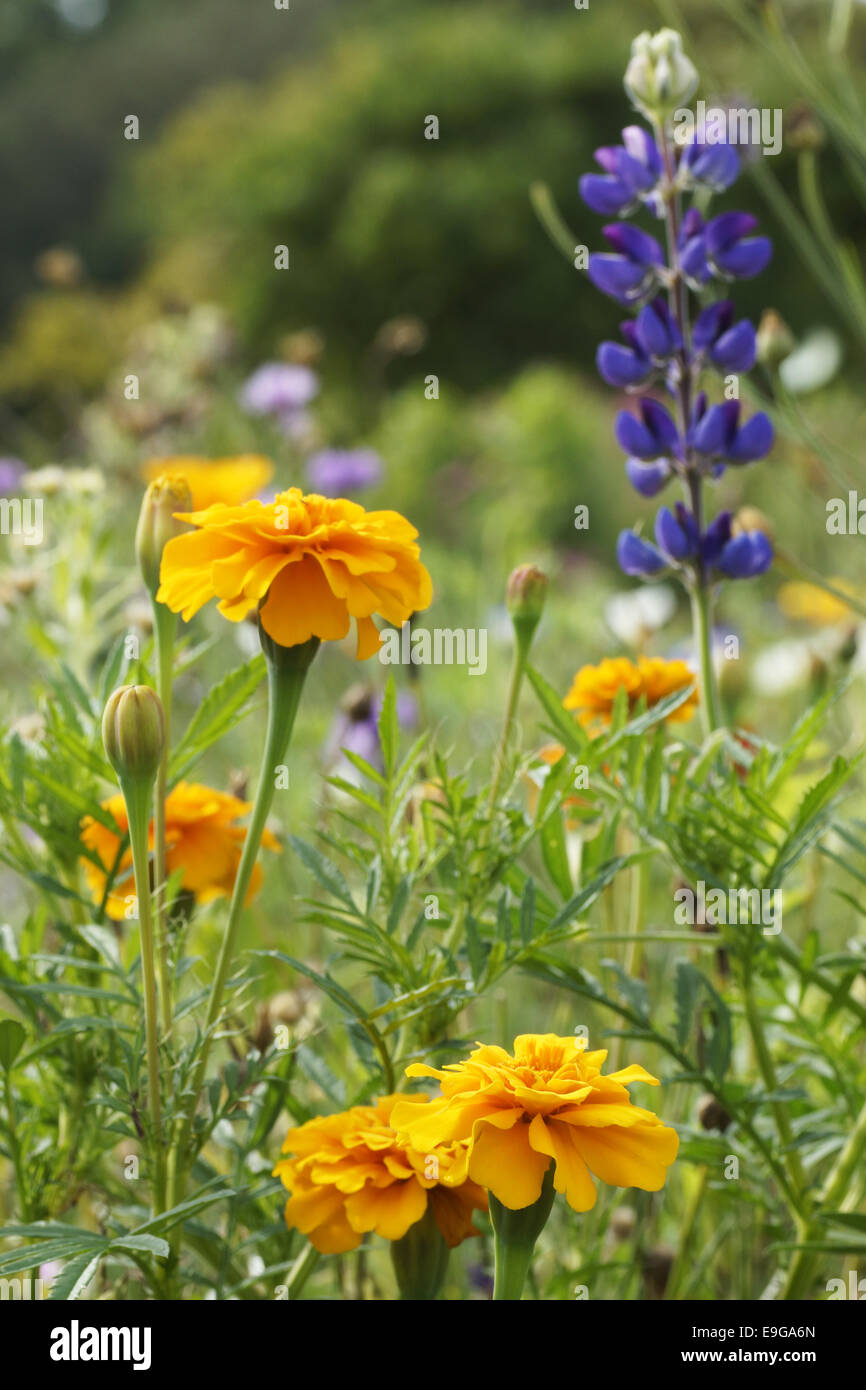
[490,1166,555,1300]
[166,631,318,1208]
[102,684,168,1214]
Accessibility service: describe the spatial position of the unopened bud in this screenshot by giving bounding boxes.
[135,474,194,595]
[506,564,548,651]
[102,685,166,785]
[624,29,698,122]
[756,309,795,369]
[697,1093,732,1132]
[732,506,774,544]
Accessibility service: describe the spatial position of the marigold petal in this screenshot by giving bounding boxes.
[344,1176,428,1240]
[527,1115,598,1212]
[570,1117,680,1191]
[258,553,351,647]
[468,1115,550,1209]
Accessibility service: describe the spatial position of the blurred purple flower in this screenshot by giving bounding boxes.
[0,457,25,493]
[240,363,319,416]
[306,448,384,494]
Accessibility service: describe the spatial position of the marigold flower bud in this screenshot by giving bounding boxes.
[756,308,795,370]
[506,564,548,655]
[732,505,775,544]
[135,474,194,596]
[624,29,698,122]
[102,685,166,785]
[697,1093,732,1132]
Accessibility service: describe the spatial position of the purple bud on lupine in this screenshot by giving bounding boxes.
[580,173,635,217]
[691,400,741,456]
[617,529,667,576]
[712,320,756,373]
[616,398,682,460]
[603,223,665,266]
[678,209,710,285]
[693,302,756,373]
[596,341,651,388]
[680,137,740,191]
[625,457,672,496]
[588,224,666,305]
[701,511,733,566]
[634,298,683,360]
[655,503,699,561]
[717,529,773,578]
[580,128,663,216]
[726,411,773,463]
[705,211,772,279]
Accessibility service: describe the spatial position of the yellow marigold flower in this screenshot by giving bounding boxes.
[80,781,279,921]
[777,580,855,627]
[391,1034,679,1213]
[142,455,274,511]
[157,488,432,656]
[563,655,697,728]
[273,1094,487,1255]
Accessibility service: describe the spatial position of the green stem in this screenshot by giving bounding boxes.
[3,1069,30,1221]
[491,1167,556,1300]
[690,582,721,736]
[123,776,165,1215]
[152,601,177,1037]
[487,642,528,815]
[780,1092,866,1300]
[166,640,316,1209]
[666,1164,707,1299]
[742,964,808,1218]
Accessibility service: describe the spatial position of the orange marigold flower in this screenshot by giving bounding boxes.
[157,488,432,656]
[563,655,697,729]
[391,1034,679,1213]
[142,455,274,511]
[80,781,279,921]
[273,1094,487,1255]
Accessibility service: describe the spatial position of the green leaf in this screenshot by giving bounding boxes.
[110,1234,170,1258]
[170,656,266,781]
[674,961,702,1049]
[289,837,357,911]
[0,1018,26,1070]
[48,1252,102,1301]
[378,674,399,779]
[525,665,586,757]
[519,878,536,948]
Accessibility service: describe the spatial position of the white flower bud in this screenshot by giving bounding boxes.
[624,28,698,122]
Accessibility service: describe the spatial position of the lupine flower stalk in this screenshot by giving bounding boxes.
[581,30,775,735]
